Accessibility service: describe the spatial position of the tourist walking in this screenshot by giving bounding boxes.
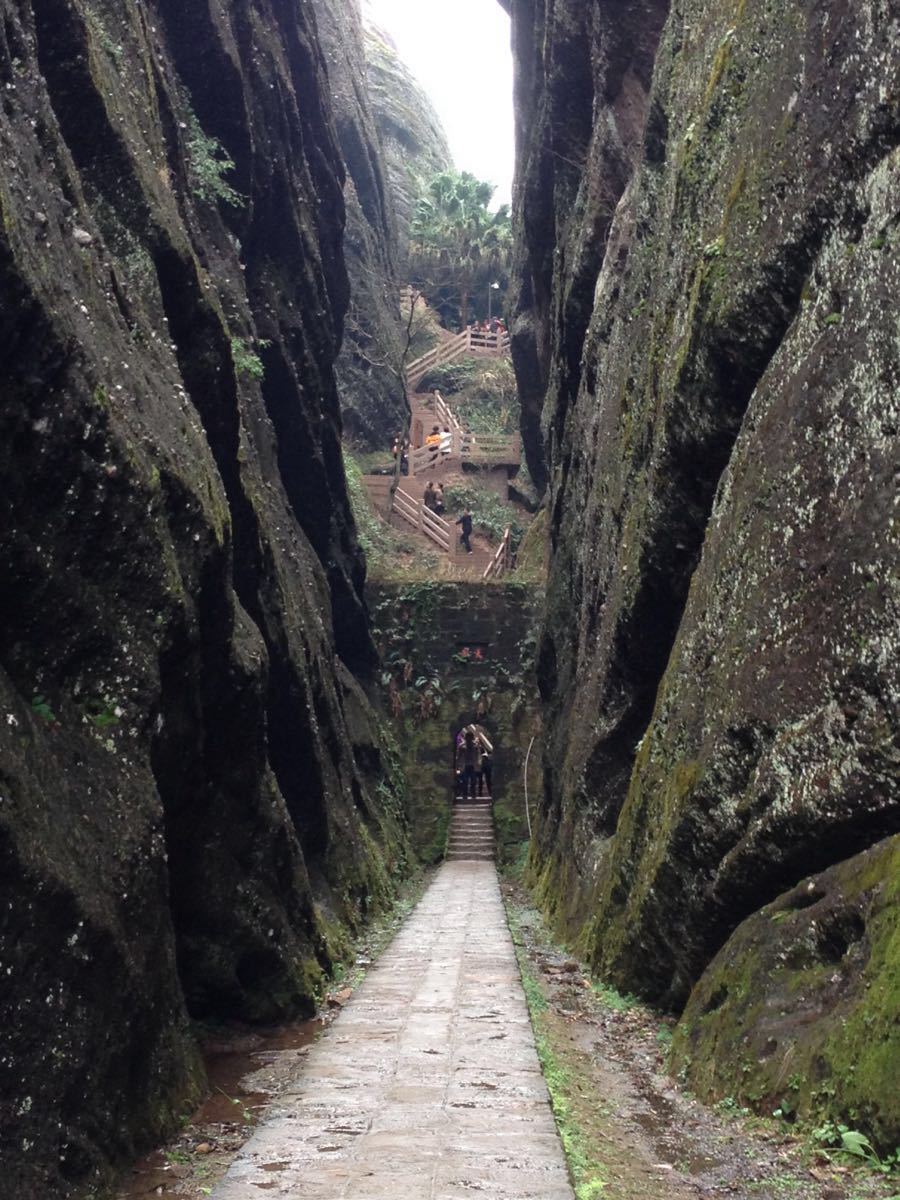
[423,480,436,511]
[456,509,474,554]
[426,424,441,466]
[433,482,445,516]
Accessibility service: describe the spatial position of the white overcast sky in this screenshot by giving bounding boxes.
[362,0,515,209]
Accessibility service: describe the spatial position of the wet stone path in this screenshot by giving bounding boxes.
[212,861,574,1199]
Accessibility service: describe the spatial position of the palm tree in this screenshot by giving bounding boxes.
[409,171,511,328]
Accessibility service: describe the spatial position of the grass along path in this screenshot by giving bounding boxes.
[503,880,899,1200]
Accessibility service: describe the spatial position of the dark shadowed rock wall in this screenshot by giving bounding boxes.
[508,0,670,495]
[0,0,410,1194]
[314,0,407,448]
[510,0,899,1143]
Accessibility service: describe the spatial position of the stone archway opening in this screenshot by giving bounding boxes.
[453,720,494,804]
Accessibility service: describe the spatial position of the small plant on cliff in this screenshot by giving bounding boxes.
[81,697,121,729]
[230,337,266,380]
[31,695,56,723]
[85,8,123,62]
[186,114,244,207]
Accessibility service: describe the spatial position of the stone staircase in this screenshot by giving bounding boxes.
[446,801,495,862]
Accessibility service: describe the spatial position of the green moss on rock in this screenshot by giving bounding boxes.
[671,836,900,1152]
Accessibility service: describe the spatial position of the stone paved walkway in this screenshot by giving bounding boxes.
[212,861,574,1199]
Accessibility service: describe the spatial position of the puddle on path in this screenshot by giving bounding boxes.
[118,1019,323,1199]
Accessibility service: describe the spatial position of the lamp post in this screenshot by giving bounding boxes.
[488,280,500,323]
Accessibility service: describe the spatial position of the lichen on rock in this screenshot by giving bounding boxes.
[0,0,411,1193]
[671,836,900,1151]
[509,0,900,1148]
[313,0,408,448]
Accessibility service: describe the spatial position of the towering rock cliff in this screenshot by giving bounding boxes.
[512,0,899,1141]
[364,22,454,260]
[314,0,407,447]
[0,0,408,1194]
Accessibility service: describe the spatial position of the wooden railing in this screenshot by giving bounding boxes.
[409,442,442,476]
[393,486,451,553]
[406,328,511,390]
[469,329,511,354]
[408,427,520,476]
[408,431,520,475]
[483,527,513,580]
[406,330,469,389]
[426,389,463,435]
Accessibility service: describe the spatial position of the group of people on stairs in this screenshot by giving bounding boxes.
[422,484,474,553]
[425,423,453,462]
[455,724,493,800]
[423,480,445,515]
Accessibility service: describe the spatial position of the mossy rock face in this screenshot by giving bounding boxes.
[369,582,542,866]
[671,836,900,1152]
[510,0,900,1012]
[312,0,407,448]
[506,0,670,495]
[0,0,407,1191]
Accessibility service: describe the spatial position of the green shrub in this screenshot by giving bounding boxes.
[442,480,526,548]
[230,337,266,380]
[418,358,478,395]
[405,298,443,360]
[460,372,518,433]
[186,114,244,207]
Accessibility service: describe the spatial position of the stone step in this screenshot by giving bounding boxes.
[446,852,495,861]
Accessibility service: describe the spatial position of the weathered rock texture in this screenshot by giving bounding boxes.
[671,836,900,1150]
[0,0,410,1194]
[314,0,407,448]
[508,0,670,495]
[511,0,900,1142]
[364,22,454,261]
